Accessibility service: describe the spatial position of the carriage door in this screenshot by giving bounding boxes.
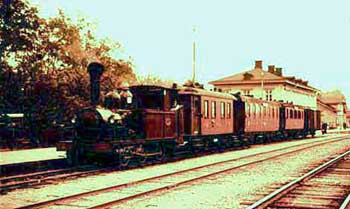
[192,96,201,135]
[279,107,286,131]
[179,95,200,135]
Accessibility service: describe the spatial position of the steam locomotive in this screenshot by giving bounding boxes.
[57,63,321,166]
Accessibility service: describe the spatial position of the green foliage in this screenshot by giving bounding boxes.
[0,0,136,126]
[135,74,174,88]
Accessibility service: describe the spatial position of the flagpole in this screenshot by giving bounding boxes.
[192,26,196,83]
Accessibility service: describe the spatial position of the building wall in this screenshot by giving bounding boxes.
[330,104,347,129]
[222,84,317,110]
[317,104,337,128]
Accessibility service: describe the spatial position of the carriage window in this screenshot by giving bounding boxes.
[272,107,275,118]
[294,110,297,119]
[220,102,225,118]
[204,100,209,119]
[290,109,294,119]
[227,103,231,118]
[298,111,301,119]
[252,104,256,118]
[211,101,216,118]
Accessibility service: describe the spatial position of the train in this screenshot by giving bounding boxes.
[57,62,321,166]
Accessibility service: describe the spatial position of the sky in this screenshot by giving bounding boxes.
[29,0,350,104]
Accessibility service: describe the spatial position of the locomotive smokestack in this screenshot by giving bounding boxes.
[87,62,105,106]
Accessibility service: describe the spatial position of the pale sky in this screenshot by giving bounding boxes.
[29,0,350,104]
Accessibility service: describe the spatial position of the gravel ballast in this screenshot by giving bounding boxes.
[0,134,349,209]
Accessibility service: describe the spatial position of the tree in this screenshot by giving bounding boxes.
[134,74,174,88]
[0,0,136,145]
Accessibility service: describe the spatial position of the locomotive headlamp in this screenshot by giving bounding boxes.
[71,117,76,124]
[109,118,115,124]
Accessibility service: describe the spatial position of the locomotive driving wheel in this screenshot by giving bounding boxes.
[113,146,132,167]
[155,143,165,162]
[119,150,132,167]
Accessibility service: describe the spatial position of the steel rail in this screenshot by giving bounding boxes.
[339,194,350,209]
[14,135,349,209]
[246,149,350,209]
[0,165,111,192]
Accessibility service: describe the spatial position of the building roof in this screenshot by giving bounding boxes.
[209,68,283,83]
[209,60,318,92]
[317,98,337,113]
[319,90,346,105]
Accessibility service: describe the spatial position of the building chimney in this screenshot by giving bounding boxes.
[275,67,283,76]
[268,65,275,74]
[255,60,263,69]
[87,62,105,106]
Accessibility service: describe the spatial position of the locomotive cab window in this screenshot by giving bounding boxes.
[204,100,209,119]
[220,102,225,119]
[211,101,216,118]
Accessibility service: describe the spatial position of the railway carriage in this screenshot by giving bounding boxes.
[238,96,281,143]
[177,87,241,149]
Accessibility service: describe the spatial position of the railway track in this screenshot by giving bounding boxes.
[0,135,341,193]
[14,135,349,209]
[0,165,108,193]
[247,150,350,209]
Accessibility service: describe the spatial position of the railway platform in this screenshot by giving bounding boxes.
[0,147,65,166]
[0,148,66,176]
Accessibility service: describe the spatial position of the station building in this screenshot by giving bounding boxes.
[346,110,350,128]
[209,60,319,110]
[318,90,348,129]
[317,98,338,128]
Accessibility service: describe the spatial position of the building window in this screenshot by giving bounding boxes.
[243,89,251,96]
[204,100,209,118]
[265,90,272,101]
[227,103,231,118]
[220,102,225,118]
[211,101,216,118]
